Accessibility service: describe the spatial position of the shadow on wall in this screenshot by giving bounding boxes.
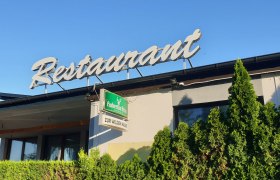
[89,91,194,162]
[116,146,151,164]
[88,114,122,150]
[177,94,192,106]
[173,93,193,128]
[116,93,193,163]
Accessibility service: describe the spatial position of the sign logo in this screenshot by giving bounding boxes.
[104,90,128,118]
[99,89,128,131]
[117,98,121,106]
[30,29,202,89]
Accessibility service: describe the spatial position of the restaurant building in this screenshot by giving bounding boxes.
[0,52,279,162]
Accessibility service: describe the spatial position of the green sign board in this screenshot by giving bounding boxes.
[103,90,128,118]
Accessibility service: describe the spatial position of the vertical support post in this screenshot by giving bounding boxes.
[80,128,87,150]
[36,135,44,160]
[127,69,130,79]
[0,138,8,160]
[87,77,90,87]
[183,59,187,70]
[44,84,48,94]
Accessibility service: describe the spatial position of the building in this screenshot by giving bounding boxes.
[0,52,279,162]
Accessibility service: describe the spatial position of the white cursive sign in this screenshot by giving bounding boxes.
[30,29,202,89]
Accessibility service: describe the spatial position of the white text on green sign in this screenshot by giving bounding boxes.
[105,91,128,118]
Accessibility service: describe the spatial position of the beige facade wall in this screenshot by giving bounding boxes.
[89,89,173,161]
[89,77,267,162]
[261,72,280,106]
[172,78,263,106]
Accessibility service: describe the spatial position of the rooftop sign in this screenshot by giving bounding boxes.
[30,29,202,89]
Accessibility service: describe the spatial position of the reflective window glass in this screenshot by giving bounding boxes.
[178,107,211,126]
[9,140,23,161]
[178,105,228,126]
[23,139,37,160]
[64,134,80,161]
[45,136,61,160]
[45,133,80,161]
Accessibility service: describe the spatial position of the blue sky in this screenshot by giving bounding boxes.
[0,1,279,95]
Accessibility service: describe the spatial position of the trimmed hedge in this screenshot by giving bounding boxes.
[0,161,77,180]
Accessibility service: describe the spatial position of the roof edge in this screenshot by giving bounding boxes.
[0,52,279,108]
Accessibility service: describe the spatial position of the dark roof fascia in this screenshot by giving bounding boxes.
[0,52,279,108]
[0,93,29,100]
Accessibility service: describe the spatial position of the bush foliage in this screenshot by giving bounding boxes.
[0,161,77,180]
[0,59,279,179]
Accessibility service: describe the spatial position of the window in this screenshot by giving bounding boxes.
[174,100,228,127]
[174,97,264,128]
[23,139,38,160]
[9,140,22,161]
[45,136,61,160]
[8,138,37,161]
[64,134,80,161]
[177,105,227,126]
[45,133,80,161]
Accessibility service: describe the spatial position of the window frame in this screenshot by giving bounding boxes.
[7,137,38,161]
[173,96,264,129]
[44,132,80,161]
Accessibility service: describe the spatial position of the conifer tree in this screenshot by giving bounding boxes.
[93,154,117,179]
[117,154,146,180]
[172,122,194,179]
[227,59,260,132]
[189,108,228,179]
[147,127,176,179]
[190,119,208,178]
[257,102,280,178]
[205,108,228,178]
[226,59,261,178]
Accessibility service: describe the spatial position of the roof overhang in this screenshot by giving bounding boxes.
[0,95,90,138]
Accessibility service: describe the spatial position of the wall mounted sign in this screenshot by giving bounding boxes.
[99,89,128,131]
[30,29,202,89]
[103,90,128,118]
[99,112,128,131]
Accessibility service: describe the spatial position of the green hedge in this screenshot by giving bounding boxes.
[0,161,77,180]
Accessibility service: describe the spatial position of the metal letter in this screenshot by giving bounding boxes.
[30,57,57,89]
[183,29,202,59]
[127,51,140,69]
[76,55,91,79]
[87,58,104,76]
[63,63,76,81]
[138,46,159,66]
[53,66,66,82]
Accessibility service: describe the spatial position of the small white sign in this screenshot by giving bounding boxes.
[99,112,128,131]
